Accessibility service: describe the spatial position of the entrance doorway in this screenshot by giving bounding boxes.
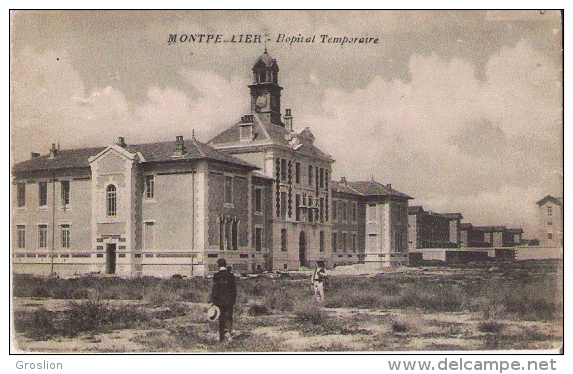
[299,231,307,267]
[106,243,116,274]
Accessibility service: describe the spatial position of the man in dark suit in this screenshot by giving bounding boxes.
[210,258,237,343]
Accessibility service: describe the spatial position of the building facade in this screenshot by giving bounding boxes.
[12,51,413,276]
[536,195,563,247]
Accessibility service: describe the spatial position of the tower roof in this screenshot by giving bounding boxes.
[253,49,278,69]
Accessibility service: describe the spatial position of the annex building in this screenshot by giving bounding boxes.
[12,51,412,277]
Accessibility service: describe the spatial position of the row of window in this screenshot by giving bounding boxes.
[16,181,70,208]
[16,224,70,249]
[332,200,358,222]
[332,232,358,252]
[277,158,329,189]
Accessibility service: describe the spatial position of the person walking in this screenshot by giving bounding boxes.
[210,258,237,343]
[312,260,328,303]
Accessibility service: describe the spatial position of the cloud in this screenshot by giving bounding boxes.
[10,48,248,162]
[299,40,561,237]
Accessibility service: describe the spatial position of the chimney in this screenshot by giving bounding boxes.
[49,143,58,159]
[284,109,293,131]
[173,135,186,157]
[117,137,127,148]
[387,183,392,189]
[340,176,347,186]
[31,152,40,159]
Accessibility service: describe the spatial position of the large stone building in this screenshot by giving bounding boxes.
[11,51,412,277]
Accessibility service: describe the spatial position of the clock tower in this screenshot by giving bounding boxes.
[249,49,283,126]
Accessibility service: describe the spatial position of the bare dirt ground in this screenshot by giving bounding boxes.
[12,262,563,353]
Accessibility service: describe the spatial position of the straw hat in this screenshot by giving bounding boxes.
[207,304,220,321]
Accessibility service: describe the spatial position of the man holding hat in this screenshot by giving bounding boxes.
[312,260,328,303]
[210,258,237,343]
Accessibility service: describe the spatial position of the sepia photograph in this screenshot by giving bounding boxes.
[9,10,563,354]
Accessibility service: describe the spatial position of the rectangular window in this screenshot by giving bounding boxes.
[61,224,70,248]
[281,229,287,251]
[320,197,325,223]
[226,221,232,250]
[17,183,26,207]
[38,182,48,206]
[352,233,357,252]
[332,200,337,220]
[144,222,155,250]
[548,221,553,226]
[254,188,262,213]
[60,181,70,206]
[308,197,314,222]
[368,204,377,221]
[145,175,155,199]
[308,165,313,186]
[219,220,225,250]
[548,206,553,216]
[280,191,287,220]
[353,203,357,221]
[342,233,347,252]
[295,194,301,221]
[319,231,325,252]
[332,232,337,252]
[367,234,377,251]
[225,176,233,204]
[343,202,347,221]
[295,162,301,184]
[319,168,324,188]
[255,227,262,251]
[38,225,48,249]
[281,159,287,181]
[232,221,238,250]
[548,233,553,240]
[17,225,25,248]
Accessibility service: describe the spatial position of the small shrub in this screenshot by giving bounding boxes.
[14,307,58,340]
[247,302,270,316]
[293,300,326,325]
[478,320,505,334]
[391,321,409,333]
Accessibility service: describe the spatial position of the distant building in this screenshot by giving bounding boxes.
[407,206,461,251]
[459,224,523,248]
[331,179,412,267]
[536,195,563,247]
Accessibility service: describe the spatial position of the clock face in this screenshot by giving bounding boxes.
[255,94,267,109]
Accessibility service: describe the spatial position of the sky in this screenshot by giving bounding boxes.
[9,10,563,239]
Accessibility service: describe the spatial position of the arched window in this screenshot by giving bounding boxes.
[107,185,117,216]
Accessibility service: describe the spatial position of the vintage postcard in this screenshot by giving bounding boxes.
[10,10,563,355]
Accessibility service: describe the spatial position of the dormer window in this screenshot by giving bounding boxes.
[239,124,253,142]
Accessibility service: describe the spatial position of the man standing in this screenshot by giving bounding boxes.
[312,260,328,303]
[210,258,237,343]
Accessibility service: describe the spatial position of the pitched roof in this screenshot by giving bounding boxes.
[408,205,424,214]
[347,180,413,199]
[536,195,562,206]
[12,138,257,174]
[441,213,463,220]
[12,146,106,173]
[474,226,494,232]
[252,170,274,180]
[209,114,333,161]
[331,180,362,196]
